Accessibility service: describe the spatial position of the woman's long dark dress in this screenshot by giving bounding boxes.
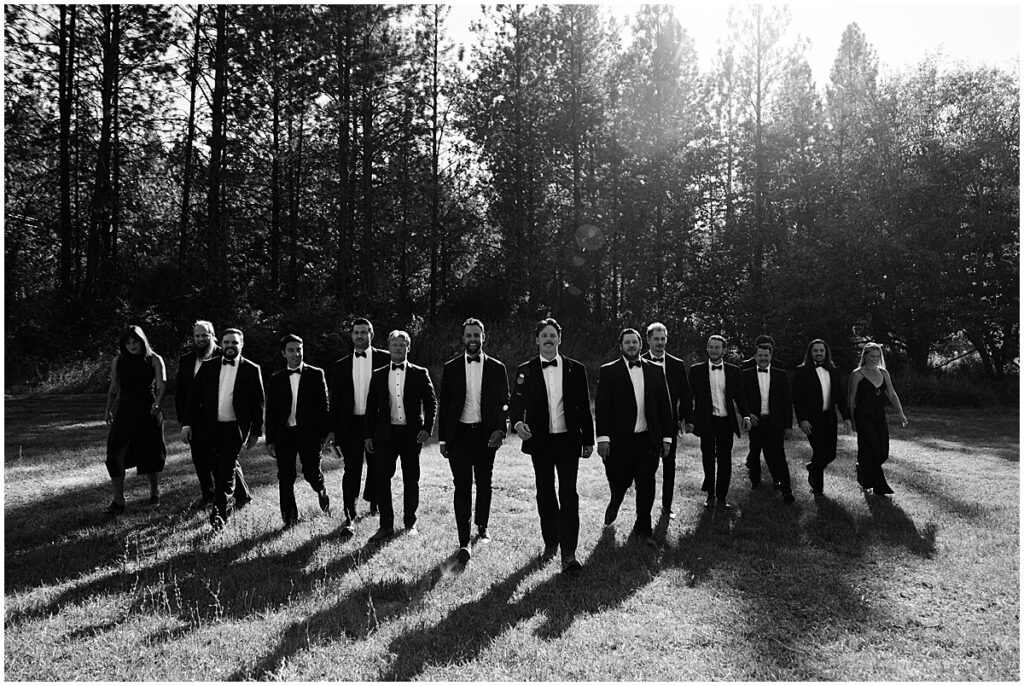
[853,375,892,493]
[106,353,167,477]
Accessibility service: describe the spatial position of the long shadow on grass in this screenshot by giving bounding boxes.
[900,412,1019,463]
[378,528,657,680]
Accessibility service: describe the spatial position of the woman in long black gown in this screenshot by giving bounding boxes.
[847,343,908,496]
[103,325,168,514]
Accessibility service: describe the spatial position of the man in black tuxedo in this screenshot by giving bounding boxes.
[596,328,673,545]
[175,320,251,507]
[689,335,747,509]
[741,334,776,488]
[265,334,331,527]
[181,328,265,529]
[642,322,693,520]
[509,318,595,574]
[740,341,795,504]
[325,318,390,536]
[364,330,436,543]
[792,338,852,495]
[439,318,509,564]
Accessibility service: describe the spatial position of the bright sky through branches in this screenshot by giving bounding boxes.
[444,3,1020,87]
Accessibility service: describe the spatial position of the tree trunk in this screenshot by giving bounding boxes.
[206,5,229,308]
[57,5,76,295]
[178,5,201,276]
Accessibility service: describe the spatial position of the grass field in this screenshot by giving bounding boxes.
[4,395,1019,680]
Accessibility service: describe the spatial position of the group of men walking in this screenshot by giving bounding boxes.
[175,317,852,575]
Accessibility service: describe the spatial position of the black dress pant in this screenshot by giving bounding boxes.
[604,432,660,536]
[276,425,326,523]
[805,411,839,492]
[375,425,421,530]
[190,431,249,503]
[339,415,376,519]
[211,421,245,521]
[660,437,678,510]
[448,423,497,546]
[530,433,580,558]
[700,416,735,501]
[746,425,765,484]
[749,414,791,496]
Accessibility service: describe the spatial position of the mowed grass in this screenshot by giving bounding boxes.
[4,394,1019,680]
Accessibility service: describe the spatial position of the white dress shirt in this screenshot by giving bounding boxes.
[709,361,727,417]
[217,359,239,422]
[460,352,485,424]
[286,364,302,426]
[756,365,771,415]
[388,362,407,425]
[815,365,832,412]
[351,350,373,416]
[540,354,567,434]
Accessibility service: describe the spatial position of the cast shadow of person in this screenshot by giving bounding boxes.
[380,527,656,681]
[863,493,937,558]
[234,550,469,680]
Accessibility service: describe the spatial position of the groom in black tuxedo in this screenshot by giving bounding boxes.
[265,334,331,527]
[792,338,852,495]
[509,318,594,574]
[740,341,795,504]
[596,328,673,545]
[181,328,265,529]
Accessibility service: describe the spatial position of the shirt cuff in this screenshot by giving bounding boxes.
[597,436,610,443]
[662,437,672,443]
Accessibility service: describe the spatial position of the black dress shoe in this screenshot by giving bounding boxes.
[340,518,355,537]
[104,501,126,515]
[456,546,471,564]
[561,557,583,574]
[874,485,894,496]
[234,496,252,510]
[318,490,331,515]
[783,493,796,504]
[149,492,160,505]
[476,527,491,542]
[704,495,716,509]
[541,544,559,561]
[368,527,395,543]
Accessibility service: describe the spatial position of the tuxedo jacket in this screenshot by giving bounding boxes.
[438,354,509,443]
[792,363,851,424]
[688,361,745,438]
[641,350,693,426]
[184,356,265,442]
[328,347,391,438]
[508,355,595,456]
[265,364,330,446]
[175,344,221,422]
[365,361,437,444]
[739,366,793,429]
[595,358,673,453]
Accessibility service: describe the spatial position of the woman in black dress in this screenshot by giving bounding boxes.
[847,342,908,496]
[103,325,168,514]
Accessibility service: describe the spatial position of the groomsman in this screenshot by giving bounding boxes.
[792,338,852,495]
[181,328,265,529]
[596,328,673,545]
[742,334,777,488]
[509,318,595,574]
[740,341,795,504]
[265,334,331,527]
[641,322,693,519]
[175,320,251,507]
[325,318,390,536]
[364,330,436,543]
[689,335,747,509]
[438,318,509,564]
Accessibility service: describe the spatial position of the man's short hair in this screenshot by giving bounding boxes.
[388,329,411,344]
[646,322,667,338]
[755,334,775,347]
[280,333,303,350]
[534,317,561,337]
[462,317,485,334]
[222,327,244,340]
[756,341,774,353]
[351,318,373,335]
[707,334,727,346]
[619,327,642,346]
[194,319,214,334]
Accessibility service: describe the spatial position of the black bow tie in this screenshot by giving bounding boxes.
[466,355,481,363]
[758,368,769,373]
[711,364,723,370]
[628,360,642,369]
[542,358,558,369]
[222,359,236,366]
[354,351,367,358]
[288,367,302,375]
[392,363,405,371]
[650,356,664,363]
[814,362,826,368]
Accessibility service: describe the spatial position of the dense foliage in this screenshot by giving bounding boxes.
[4,5,1018,390]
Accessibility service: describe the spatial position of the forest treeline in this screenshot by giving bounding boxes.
[4,4,1018,391]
